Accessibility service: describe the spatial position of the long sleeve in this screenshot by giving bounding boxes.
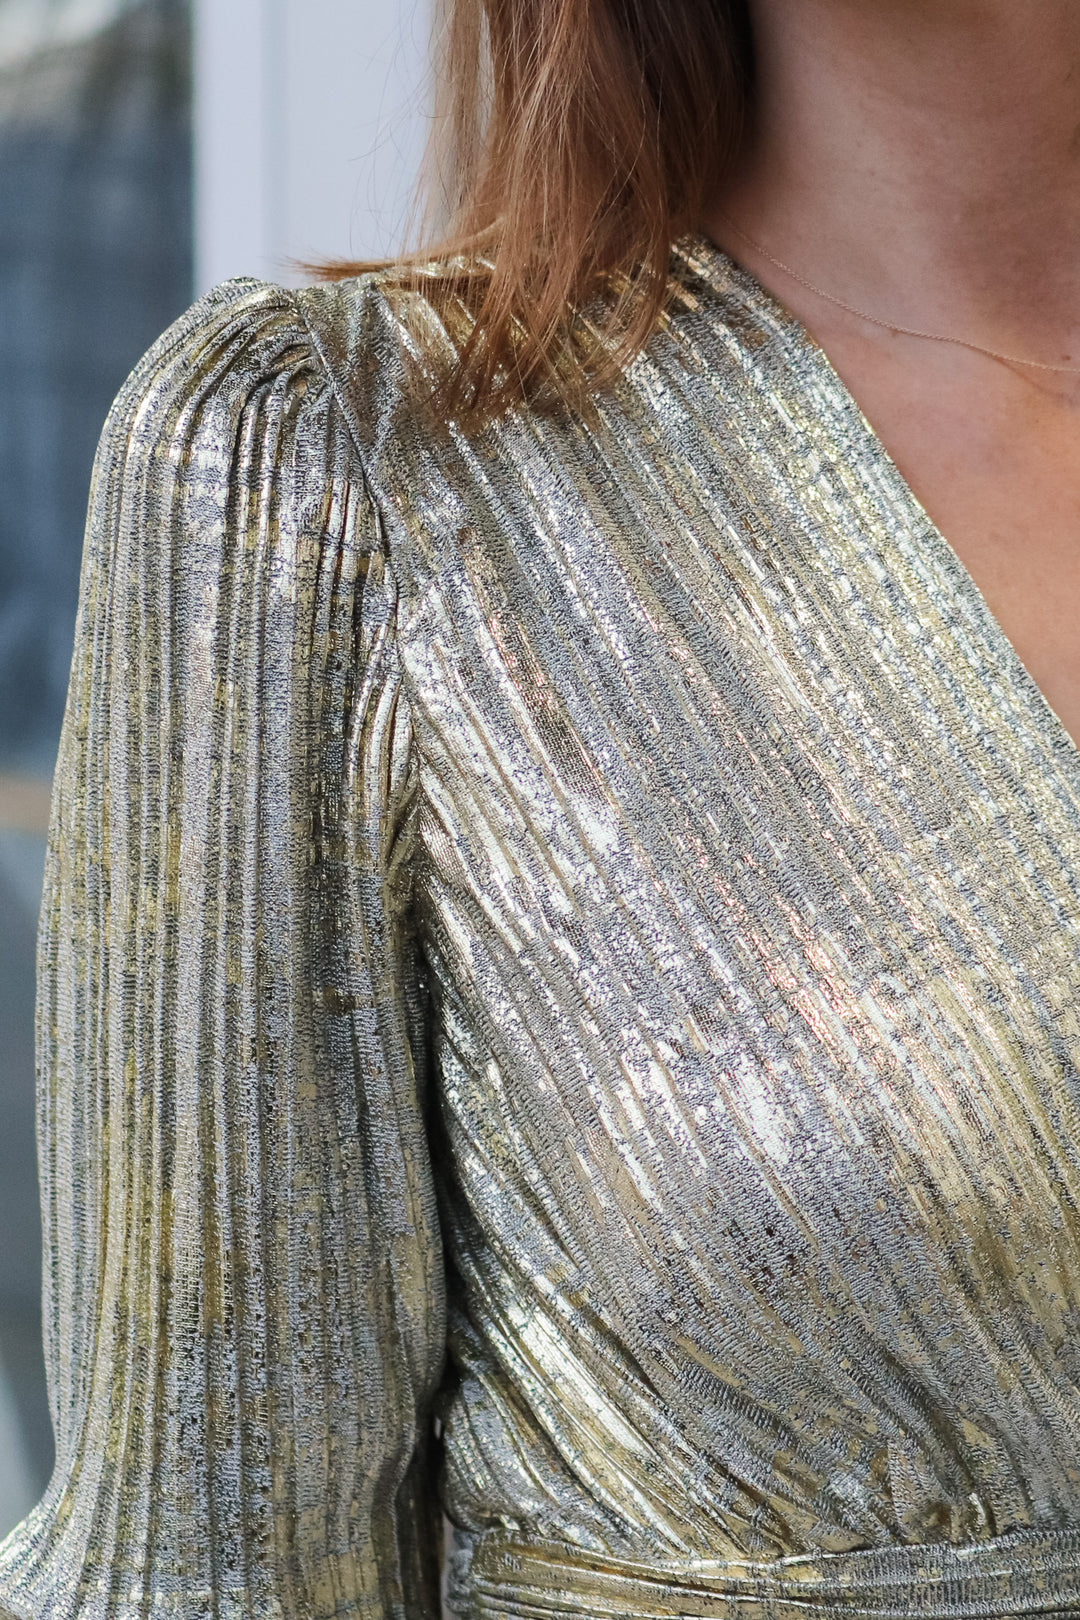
[0,280,446,1618]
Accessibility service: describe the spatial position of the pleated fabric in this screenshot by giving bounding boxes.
[5,239,1080,1617]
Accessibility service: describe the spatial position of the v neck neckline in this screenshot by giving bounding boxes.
[680,228,1080,792]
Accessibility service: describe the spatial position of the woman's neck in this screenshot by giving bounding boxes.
[706,0,1080,364]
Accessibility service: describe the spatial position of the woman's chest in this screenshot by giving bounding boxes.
[399,453,1080,1284]
[407,525,1080,1533]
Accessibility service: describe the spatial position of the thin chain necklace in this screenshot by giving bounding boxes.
[717,213,1080,376]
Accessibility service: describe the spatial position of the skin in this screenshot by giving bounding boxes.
[703,0,1080,750]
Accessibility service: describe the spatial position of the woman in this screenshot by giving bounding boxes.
[3,0,1080,1613]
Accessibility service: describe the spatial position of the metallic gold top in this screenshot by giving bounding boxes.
[4,238,1080,1619]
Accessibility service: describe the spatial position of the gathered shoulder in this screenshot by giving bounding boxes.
[94,278,338,492]
[84,273,392,589]
[109,276,315,425]
[103,267,466,493]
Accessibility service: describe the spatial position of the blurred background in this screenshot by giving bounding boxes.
[0,0,431,1534]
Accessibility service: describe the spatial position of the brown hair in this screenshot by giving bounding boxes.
[318,0,753,419]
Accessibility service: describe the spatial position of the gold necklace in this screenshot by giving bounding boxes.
[717,213,1080,376]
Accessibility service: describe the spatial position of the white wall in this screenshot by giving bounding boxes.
[193,0,433,295]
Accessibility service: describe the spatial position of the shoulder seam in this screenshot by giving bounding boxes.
[292,285,390,561]
[293,285,371,465]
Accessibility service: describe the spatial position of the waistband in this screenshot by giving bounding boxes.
[458,1526,1080,1618]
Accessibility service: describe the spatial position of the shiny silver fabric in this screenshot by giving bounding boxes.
[4,237,1080,1617]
